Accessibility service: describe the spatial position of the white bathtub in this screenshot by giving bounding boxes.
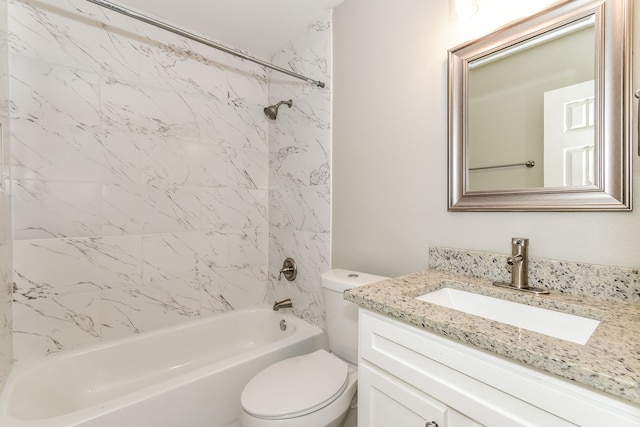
[0,307,325,427]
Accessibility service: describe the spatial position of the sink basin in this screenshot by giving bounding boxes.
[416,288,599,345]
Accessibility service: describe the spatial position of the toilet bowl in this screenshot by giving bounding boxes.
[240,350,357,427]
[239,269,388,427]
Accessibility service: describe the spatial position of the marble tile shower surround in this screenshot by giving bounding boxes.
[5,0,335,360]
[0,0,11,392]
[429,246,640,303]
[267,18,332,329]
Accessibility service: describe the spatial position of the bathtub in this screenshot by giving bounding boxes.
[0,306,325,427]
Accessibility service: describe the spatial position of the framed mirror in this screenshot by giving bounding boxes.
[448,0,632,211]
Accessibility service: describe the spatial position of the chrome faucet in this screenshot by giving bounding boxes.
[507,237,529,289]
[494,237,549,295]
[273,298,293,311]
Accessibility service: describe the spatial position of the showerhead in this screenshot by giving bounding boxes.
[264,99,293,120]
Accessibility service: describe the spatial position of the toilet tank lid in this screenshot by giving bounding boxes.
[321,269,389,292]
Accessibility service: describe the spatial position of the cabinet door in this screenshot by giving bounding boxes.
[359,362,481,427]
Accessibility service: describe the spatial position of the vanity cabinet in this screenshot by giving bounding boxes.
[358,310,640,427]
[359,363,479,426]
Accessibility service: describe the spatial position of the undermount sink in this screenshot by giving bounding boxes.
[416,288,600,345]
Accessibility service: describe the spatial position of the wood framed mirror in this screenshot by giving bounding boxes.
[448,0,632,211]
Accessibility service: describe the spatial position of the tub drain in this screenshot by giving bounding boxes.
[279,319,287,331]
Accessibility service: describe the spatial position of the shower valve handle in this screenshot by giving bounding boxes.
[278,258,297,281]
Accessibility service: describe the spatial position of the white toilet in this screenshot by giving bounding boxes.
[239,269,388,427]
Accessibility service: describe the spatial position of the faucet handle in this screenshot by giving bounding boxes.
[506,254,523,266]
[278,258,297,281]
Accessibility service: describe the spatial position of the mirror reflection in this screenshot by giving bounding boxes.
[467,16,595,192]
[448,0,631,211]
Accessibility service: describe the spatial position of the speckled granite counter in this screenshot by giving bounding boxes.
[344,269,640,405]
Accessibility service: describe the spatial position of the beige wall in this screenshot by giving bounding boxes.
[332,0,640,278]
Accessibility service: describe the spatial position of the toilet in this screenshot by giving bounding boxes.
[239,269,388,427]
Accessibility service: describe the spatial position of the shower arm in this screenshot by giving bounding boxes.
[84,0,326,88]
[274,100,291,108]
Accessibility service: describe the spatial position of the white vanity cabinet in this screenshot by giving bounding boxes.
[358,310,640,427]
[359,362,479,427]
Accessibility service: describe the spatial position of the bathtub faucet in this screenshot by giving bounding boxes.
[273,299,293,311]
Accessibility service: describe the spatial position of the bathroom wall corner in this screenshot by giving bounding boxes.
[267,12,332,330]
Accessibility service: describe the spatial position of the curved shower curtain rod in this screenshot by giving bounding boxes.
[84,0,326,88]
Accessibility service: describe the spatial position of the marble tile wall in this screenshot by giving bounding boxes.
[9,0,273,359]
[267,15,332,329]
[0,0,12,391]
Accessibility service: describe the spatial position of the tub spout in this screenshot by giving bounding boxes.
[273,299,292,311]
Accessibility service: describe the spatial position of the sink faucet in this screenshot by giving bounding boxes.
[507,237,529,289]
[495,237,549,295]
[273,298,293,311]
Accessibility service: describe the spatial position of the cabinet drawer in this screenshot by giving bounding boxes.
[359,362,448,427]
[360,310,584,427]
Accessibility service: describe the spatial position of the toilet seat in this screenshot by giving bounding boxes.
[241,350,349,420]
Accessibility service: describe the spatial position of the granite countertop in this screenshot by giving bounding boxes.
[344,269,640,405]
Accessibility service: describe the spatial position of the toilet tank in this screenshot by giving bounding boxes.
[321,269,389,364]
